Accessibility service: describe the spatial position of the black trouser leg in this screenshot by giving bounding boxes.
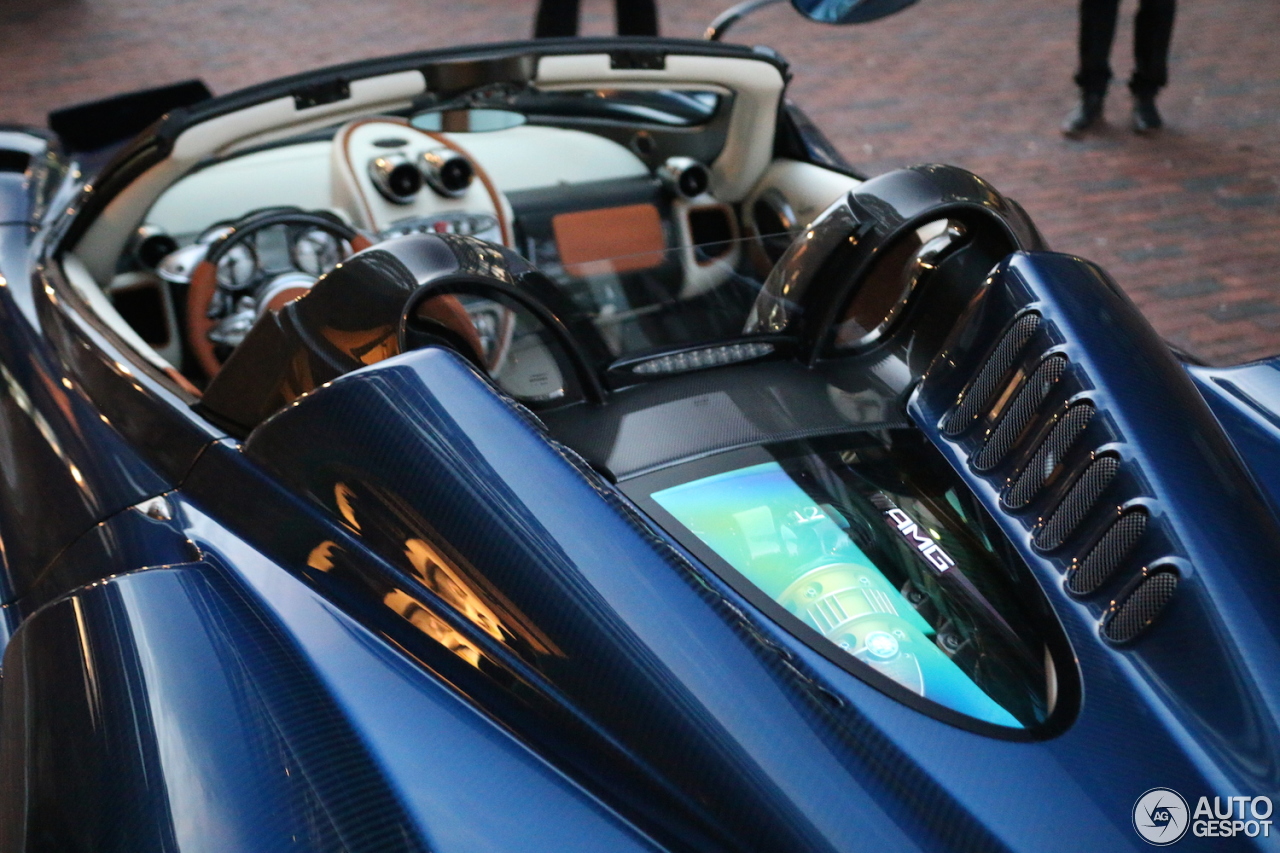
[534,0,580,37]
[1074,0,1122,95]
[616,0,659,36]
[535,0,656,36]
[1130,0,1176,96]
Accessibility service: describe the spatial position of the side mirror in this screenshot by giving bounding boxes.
[791,0,918,24]
[707,0,916,41]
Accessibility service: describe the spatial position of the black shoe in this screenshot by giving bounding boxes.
[1132,96,1163,134]
[1062,92,1105,136]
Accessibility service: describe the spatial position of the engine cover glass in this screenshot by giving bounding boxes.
[634,434,1064,732]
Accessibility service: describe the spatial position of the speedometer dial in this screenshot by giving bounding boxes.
[216,243,259,291]
[291,228,345,275]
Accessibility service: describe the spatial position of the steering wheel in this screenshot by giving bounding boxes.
[400,271,607,407]
[186,210,373,378]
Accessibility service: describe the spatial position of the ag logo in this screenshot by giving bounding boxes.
[1134,788,1190,845]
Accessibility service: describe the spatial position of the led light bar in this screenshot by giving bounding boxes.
[631,341,775,375]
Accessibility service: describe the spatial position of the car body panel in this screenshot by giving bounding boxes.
[0,557,667,852]
[184,346,1264,850]
[1187,358,1280,521]
[2,28,1279,853]
[0,233,173,601]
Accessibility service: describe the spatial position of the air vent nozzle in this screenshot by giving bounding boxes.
[420,148,474,198]
[658,156,710,199]
[369,152,422,204]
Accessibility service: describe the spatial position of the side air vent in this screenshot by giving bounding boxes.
[1102,569,1178,643]
[1067,509,1148,595]
[1034,454,1119,551]
[942,313,1041,436]
[972,354,1067,471]
[1004,403,1095,509]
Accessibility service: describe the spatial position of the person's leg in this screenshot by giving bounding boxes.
[616,0,659,36]
[1130,0,1176,97]
[1075,0,1122,95]
[1065,0,1122,134]
[534,0,581,37]
[1129,0,1175,131]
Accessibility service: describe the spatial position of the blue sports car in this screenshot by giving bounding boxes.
[1,0,1278,849]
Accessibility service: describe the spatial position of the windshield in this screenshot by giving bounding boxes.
[629,434,1063,731]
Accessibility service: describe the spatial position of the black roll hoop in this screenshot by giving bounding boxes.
[747,164,1047,365]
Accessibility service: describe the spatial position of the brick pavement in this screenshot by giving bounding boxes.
[2,0,1277,364]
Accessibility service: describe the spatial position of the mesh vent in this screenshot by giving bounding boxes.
[1004,404,1095,509]
[973,355,1067,471]
[1034,455,1119,551]
[1102,570,1178,643]
[1067,509,1148,594]
[942,313,1041,436]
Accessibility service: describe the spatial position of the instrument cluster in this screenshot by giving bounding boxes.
[154,211,356,351]
[203,219,349,290]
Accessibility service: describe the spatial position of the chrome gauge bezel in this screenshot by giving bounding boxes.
[215,241,260,291]
[289,227,347,276]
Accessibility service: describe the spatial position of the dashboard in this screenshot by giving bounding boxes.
[109,96,860,397]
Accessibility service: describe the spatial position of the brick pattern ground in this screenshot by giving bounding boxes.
[2,0,1277,363]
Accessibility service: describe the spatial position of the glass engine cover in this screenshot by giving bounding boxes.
[629,433,1069,733]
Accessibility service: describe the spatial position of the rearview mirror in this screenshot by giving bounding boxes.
[409,108,526,133]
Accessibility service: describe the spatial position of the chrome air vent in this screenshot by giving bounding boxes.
[1004,403,1095,510]
[1102,569,1178,643]
[942,312,1041,436]
[1034,454,1119,552]
[972,354,1067,471]
[1067,508,1148,595]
